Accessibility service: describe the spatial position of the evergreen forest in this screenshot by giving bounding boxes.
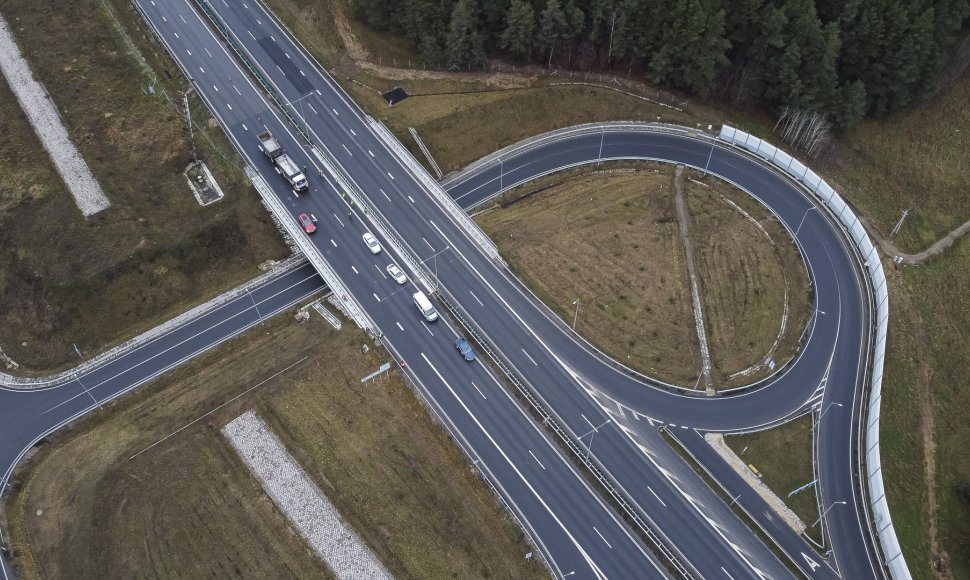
[352,0,970,129]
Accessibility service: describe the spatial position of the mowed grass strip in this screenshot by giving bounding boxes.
[685,172,812,387]
[0,0,288,373]
[475,165,809,388]
[724,415,820,544]
[2,313,546,579]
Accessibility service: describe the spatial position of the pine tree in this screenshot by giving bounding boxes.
[537,0,571,66]
[499,0,536,59]
[648,0,730,97]
[448,0,487,69]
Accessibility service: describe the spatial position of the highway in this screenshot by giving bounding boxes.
[0,0,890,578]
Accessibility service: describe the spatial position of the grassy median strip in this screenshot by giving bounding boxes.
[2,313,545,579]
[0,0,288,373]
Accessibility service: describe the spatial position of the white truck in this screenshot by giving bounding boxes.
[258,130,308,193]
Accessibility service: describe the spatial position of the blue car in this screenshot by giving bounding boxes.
[455,337,476,361]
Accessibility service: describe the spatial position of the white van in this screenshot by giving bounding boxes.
[413,291,439,322]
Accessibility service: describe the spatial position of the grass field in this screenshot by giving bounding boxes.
[0,0,289,373]
[724,416,819,543]
[475,165,810,388]
[1,312,545,579]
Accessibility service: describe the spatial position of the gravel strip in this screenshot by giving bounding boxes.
[223,411,393,580]
[0,15,110,216]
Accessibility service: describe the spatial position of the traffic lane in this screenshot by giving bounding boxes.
[412,225,789,576]
[139,0,269,126]
[442,133,865,426]
[364,291,664,577]
[675,429,843,579]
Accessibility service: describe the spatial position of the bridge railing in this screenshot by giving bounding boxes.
[718,126,904,580]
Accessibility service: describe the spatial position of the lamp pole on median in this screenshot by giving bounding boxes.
[282,92,314,136]
[578,418,611,461]
[572,299,580,330]
[420,246,451,292]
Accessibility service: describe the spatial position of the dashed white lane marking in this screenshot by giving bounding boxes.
[469,291,484,306]
[204,47,212,58]
[308,103,318,115]
[332,108,339,115]
[582,414,597,431]
[248,30,255,40]
[593,527,613,549]
[186,49,192,55]
[330,239,337,247]
[396,322,404,331]
[316,89,322,95]
[179,13,186,23]
[424,324,434,337]
[521,349,538,366]
[648,486,666,507]
[233,85,241,95]
[528,450,546,470]
[333,214,344,227]
[373,293,381,302]
[407,195,415,203]
[471,381,486,399]
[271,35,276,42]
[242,123,249,131]
[350,128,356,135]
[387,172,395,180]
[380,188,391,202]
[368,150,374,157]
[276,65,285,76]
[722,567,737,580]
[213,85,219,92]
[351,266,358,274]
[342,144,352,156]
[681,425,689,429]
[285,52,291,59]
[226,103,233,110]
[423,237,434,250]
[375,264,386,278]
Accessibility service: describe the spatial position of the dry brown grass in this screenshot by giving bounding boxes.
[2,313,545,579]
[476,164,810,388]
[0,0,289,373]
[685,172,813,387]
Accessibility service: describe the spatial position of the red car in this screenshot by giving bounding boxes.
[298,213,316,234]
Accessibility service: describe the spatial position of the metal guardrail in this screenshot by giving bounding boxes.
[368,118,505,266]
[718,126,904,580]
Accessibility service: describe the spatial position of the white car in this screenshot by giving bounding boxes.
[386,264,407,284]
[362,232,382,254]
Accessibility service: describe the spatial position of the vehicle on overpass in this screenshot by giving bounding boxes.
[258,130,308,193]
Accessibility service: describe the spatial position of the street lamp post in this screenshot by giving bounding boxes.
[419,246,451,291]
[812,500,846,528]
[817,401,843,425]
[572,299,580,330]
[283,92,314,136]
[578,418,611,461]
[704,137,716,174]
[794,206,818,238]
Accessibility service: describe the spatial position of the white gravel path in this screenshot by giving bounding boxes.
[223,411,393,580]
[0,15,110,216]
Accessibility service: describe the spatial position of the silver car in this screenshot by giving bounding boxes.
[386,264,407,284]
